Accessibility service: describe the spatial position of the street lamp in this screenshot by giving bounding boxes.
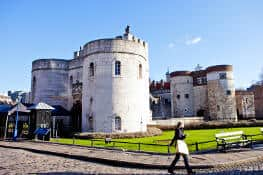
[13,95,21,141]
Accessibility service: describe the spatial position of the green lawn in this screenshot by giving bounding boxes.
[50,127,263,153]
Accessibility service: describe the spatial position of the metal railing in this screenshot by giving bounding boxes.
[50,132,263,154]
[72,137,171,154]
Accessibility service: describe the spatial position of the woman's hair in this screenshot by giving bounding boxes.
[176,121,183,129]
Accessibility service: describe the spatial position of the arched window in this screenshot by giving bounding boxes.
[139,64,142,79]
[115,116,121,131]
[89,62,94,76]
[90,97,93,104]
[115,61,121,75]
[88,116,93,131]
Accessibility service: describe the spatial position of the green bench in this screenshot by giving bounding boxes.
[215,131,251,151]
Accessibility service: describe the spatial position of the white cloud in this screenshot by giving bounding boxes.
[168,42,175,48]
[185,37,202,45]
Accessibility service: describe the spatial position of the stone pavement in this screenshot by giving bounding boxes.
[0,140,263,170]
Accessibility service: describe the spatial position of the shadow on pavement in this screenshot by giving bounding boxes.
[33,169,263,175]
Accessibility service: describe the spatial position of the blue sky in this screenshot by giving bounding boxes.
[0,0,263,93]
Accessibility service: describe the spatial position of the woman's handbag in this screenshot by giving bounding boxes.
[176,140,189,155]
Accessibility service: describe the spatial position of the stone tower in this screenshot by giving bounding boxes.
[31,59,69,108]
[170,71,194,117]
[81,27,150,132]
[206,65,237,121]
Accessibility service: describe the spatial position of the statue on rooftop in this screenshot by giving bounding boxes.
[125,25,130,34]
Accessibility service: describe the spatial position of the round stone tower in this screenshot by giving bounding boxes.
[170,71,194,117]
[206,65,237,121]
[81,28,150,133]
[31,59,69,108]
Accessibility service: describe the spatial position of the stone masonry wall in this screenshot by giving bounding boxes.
[207,72,237,121]
[32,59,69,109]
[193,85,208,118]
[170,76,194,117]
[236,93,255,119]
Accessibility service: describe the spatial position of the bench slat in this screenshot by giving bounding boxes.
[215,131,243,138]
[221,136,242,141]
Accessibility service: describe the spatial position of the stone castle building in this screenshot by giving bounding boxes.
[151,65,256,121]
[31,27,150,133]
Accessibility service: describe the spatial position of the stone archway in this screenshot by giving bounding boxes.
[71,101,82,132]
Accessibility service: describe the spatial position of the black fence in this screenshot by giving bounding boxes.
[72,137,172,154]
[67,133,263,154]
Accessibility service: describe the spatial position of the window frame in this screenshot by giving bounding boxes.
[115,61,121,76]
[219,72,227,79]
[115,116,121,131]
[89,62,95,77]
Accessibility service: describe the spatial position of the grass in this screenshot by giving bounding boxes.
[50,127,263,153]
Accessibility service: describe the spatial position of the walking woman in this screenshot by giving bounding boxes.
[168,121,195,175]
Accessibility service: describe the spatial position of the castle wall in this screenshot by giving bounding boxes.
[68,58,84,110]
[247,85,263,119]
[193,85,208,117]
[149,117,204,126]
[207,68,237,121]
[82,38,150,133]
[170,74,194,117]
[235,91,255,119]
[31,59,69,109]
[151,91,171,118]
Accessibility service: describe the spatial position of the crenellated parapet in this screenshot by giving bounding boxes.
[32,59,69,72]
[73,31,148,61]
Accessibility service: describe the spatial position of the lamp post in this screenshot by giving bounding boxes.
[13,95,21,141]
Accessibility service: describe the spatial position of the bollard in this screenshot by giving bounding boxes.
[91,140,94,147]
[195,142,199,151]
[168,145,170,154]
[138,143,141,151]
[73,136,75,145]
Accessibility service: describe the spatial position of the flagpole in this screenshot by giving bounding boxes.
[4,114,9,140]
[13,96,20,141]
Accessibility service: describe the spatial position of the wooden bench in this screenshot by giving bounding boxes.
[215,131,251,151]
[105,137,112,144]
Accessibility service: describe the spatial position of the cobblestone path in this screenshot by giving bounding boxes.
[1,146,263,175]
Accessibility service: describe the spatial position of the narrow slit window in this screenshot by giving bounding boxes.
[89,62,94,76]
[139,64,142,79]
[115,61,121,75]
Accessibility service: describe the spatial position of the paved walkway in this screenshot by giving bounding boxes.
[0,140,263,170]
